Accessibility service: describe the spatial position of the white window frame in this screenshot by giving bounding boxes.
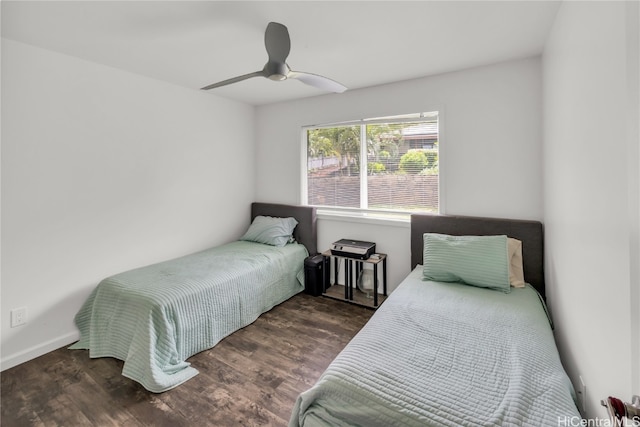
[300,111,445,222]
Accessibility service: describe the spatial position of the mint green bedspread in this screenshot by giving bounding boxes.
[290,266,580,427]
[70,240,307,392]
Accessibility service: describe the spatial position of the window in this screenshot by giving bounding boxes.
[302,112,439,215]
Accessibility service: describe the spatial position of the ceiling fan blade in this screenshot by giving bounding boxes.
[288,71,347,93]
[201,70,265,90]
[264,22,291,63]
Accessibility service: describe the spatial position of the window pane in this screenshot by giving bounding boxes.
[305,112,439,213]
[366,118,438,212]
[306,126,361,208]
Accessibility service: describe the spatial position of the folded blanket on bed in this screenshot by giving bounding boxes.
[290,266,580,427]
[71,240,307,392]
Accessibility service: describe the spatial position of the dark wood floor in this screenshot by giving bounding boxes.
[1,294,374,427]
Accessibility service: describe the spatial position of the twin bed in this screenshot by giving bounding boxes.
[70,202,316,392]
[289,214,581,426]
[72,204,580,425]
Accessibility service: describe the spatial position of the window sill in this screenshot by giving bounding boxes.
[316,209,412,228]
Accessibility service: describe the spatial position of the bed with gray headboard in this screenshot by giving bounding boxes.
[410,213,545,298]
[251,202,317,255]
[290,213,579,426]
[71,202,316,393]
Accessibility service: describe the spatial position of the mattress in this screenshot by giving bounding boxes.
[290,266,580,426]
[70,240,307,392]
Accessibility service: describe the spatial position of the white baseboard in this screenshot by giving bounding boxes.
[1,331,80,371]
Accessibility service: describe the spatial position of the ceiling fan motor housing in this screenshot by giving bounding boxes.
[264,61,290,81]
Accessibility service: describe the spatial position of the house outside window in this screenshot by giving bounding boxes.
[302,112,439,215]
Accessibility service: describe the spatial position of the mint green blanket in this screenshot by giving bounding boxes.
[71,241,307,392]
[290,266,580,426]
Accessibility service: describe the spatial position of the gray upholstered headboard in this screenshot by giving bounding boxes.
[410,214,545,298]
[251,202,317,255]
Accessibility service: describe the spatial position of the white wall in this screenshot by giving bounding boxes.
[0,39,256,369]
[631,0,640,398]
[255,57,543,291]
[543,1,639,418]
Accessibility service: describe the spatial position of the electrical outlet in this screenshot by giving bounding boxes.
[10,307,27,328]
[577,375,586,414]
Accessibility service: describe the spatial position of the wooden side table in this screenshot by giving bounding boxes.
[321,250,387,308]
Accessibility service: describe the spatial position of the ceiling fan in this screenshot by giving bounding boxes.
[201,22,347,94]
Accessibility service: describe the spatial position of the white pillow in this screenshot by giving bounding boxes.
[507,237,526,288]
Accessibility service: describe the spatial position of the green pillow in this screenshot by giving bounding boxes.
[240,216,298,247]
[422,233,511,292]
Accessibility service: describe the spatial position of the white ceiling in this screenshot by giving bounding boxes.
[1,1,561,105]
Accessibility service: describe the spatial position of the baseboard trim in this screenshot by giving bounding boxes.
[1,331,80,371]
